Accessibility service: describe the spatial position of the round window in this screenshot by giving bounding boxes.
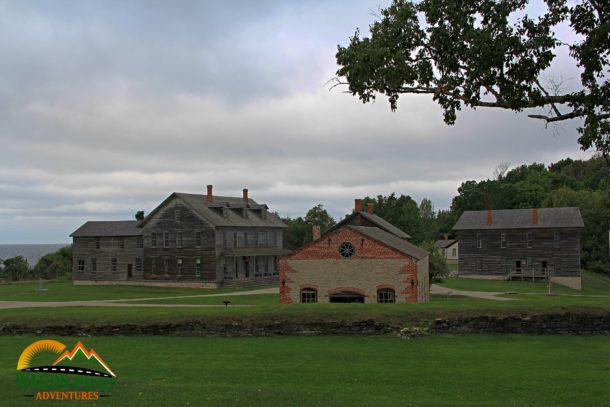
[338,242,355,258]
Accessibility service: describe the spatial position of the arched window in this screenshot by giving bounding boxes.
[300,288,317,303]
[377,288,395,304]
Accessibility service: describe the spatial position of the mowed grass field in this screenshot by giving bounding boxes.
[1,335,608,407]
[0,271,607,326]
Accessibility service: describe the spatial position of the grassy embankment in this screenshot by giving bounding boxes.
[1,335,608,406]
[0,272,607,326]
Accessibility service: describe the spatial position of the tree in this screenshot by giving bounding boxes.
[1,256,30,281]
[135,211,145,221]
[282,205,337,250]
[421,241,450,282]
[304,204,336,232]
[335,0,610,160]
[33,245,73,280]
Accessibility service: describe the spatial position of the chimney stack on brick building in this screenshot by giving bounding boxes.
[444,233,449,240]
[312,225,321,241]
[532,208,539,225]
[354,199,363,212]
[207,185,213,202]
[243,188,249,205]
[366,203,374,214]
[486,209,493,225]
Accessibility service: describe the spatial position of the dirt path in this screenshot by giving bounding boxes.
[430,284,513,301]
[0,287,278,309]
[106,287,279,303]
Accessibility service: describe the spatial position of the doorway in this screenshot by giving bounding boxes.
[127,264,133,280]
[329,291,365,303]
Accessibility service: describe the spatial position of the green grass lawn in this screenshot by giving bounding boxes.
[0,280,276,302]
[0,272,607,327]
[440,270,610,296]
[0,335,607,406]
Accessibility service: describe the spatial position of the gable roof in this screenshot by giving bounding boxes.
[435,239,457,249]
[453,207,584,230]
[349,226,428,260]
[325,211,411,239]
[139,192,287,229]
[70,221,142,237]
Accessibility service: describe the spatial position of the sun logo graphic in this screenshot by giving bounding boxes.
[15,340,116,401]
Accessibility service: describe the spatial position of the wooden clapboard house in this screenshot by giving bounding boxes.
[453,207,584,289]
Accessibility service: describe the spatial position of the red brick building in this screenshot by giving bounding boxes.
[280,200,430,304]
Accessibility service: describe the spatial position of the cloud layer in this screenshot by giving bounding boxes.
[0,0,592,243]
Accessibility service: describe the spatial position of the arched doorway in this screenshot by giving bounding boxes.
[329,291,365,303]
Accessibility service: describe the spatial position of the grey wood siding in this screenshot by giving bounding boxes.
[457,228,581,277]
[142,201,217,282]
[72,236,143,281]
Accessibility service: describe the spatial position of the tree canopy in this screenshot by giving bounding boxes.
[335,0,609,159]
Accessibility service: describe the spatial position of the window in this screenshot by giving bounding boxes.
[442,248,446,256]
[111,258,117,272]
[91,258,97,272]
[94,238,100,249]
[500,233,507,248]
[300,288,317,303]
[176,232,183,248]
[137,237,143,249]
[151,257,157,274]
[271,231,277,247]
[175,207,181,222]
[195,231,202,247]
[195,257,202,277]
[164,232,170,248]
[118,237,124,249]
[554,232,560,248]
[452,248,457,257]
[377,288,395,303]
[136,258,142,273]
[233,232,238,247]
[257,231,267,247]
[163,257,170,275]
[338,242,356,258]
[476,233,482,249]
[177,258,183,276]
[77,259,85,272]
[526,232,532,248]
[151,233,157,248]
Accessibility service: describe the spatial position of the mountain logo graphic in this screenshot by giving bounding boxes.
[17,339,116,378]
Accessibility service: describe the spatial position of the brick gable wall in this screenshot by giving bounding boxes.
[280,227,426,304]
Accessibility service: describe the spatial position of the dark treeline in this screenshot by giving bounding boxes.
[283,155,609,274]
[0,246,72,282]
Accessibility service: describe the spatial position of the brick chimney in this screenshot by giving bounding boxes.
[532,208,539,225]
[486,209,493,225]
[206,185,213,202]
[366,203,374,214]
[312,225,321,241]
[444,233,449,240]
[354,199,363,212]
[242,188,249,204]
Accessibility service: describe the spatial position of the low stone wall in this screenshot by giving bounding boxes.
[431,313,609,335]
[1,313,607,336]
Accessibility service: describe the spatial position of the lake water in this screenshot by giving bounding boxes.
[0,244,69,266]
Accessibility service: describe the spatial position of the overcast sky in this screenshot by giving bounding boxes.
[0,0,593,244]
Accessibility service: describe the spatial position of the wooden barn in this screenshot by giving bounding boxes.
[453,207,584,289]
[279,199,429,304]
[71,185,287,288]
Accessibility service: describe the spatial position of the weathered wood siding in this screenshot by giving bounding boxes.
[142,200,217,282]
[72,236,143,281]
[457,228,581,277]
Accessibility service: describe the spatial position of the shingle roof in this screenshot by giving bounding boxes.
[453,207,584,230]
[435,239,457,249]
[141,192,287,229]
[325,211,411,239]
[349,226,428,260]
[70,221,142,237]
